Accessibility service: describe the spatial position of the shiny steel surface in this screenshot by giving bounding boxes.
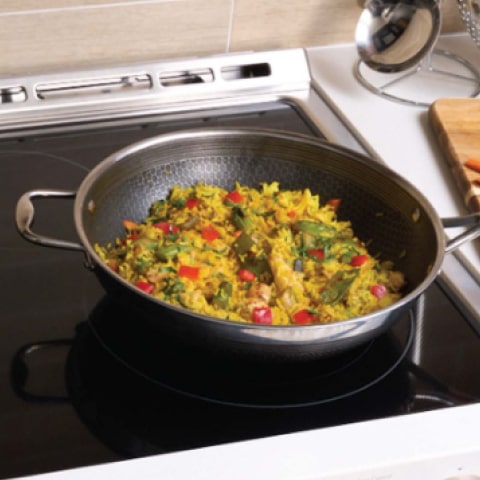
[458,0,480,47]
[355,0,441,72]
[0,49,312,137]
[16,128,480,361]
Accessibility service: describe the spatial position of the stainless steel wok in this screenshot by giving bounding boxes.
[15,129,480,361]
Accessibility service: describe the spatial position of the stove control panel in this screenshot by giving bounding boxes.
[0,85,27,103]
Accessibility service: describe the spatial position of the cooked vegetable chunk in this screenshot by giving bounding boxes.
[95,182,405,325]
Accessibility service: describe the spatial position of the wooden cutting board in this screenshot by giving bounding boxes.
[429,98,480,212]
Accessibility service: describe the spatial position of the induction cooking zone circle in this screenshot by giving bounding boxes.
[64,313,413,457]
[84,294,415,409]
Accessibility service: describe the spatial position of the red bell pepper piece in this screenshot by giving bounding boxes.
[135,280,154,294]
[326,198,341,211]
[350,254,368,267]
[292,309,315,325]
[238,269,256,282]
[154,221,179,234]
[122,233,139,245]
[224,190,244,204]
[107,260,119,272]
[252,306,273,324]
[186,197,200,209]
[178,264,200,280]
[307,249,324,261]
[201,225,220,241]
[370,284,387,299]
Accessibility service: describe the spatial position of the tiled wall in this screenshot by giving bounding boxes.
[1,0,466,76]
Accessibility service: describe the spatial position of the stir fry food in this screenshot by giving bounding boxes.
[95,182,405,325]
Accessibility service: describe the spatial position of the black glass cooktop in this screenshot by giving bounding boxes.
[2,101,480,479]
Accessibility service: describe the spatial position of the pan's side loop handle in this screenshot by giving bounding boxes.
[11,340,72,403]
[442,213,480,253]
[15,189,84,252]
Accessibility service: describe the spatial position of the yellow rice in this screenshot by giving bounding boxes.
[94,182,405,325]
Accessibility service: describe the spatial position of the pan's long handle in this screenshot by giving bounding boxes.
[15,189,84,252]
[442,213,480,253]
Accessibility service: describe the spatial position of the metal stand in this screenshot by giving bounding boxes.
[354,49,480,107]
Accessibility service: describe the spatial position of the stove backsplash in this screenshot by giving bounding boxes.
[1,0,465,78]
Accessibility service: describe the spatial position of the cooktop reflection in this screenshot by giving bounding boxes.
[63,296,413,458]
[84,295,415,409]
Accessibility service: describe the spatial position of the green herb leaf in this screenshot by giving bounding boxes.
[321,269,360,305]
[170,198,186,209]
[149,199,168,218]
[242,255,271,276]
[297,220,337,240]
[164,278,185,296]
[212,281,233,308]
[232,207,253,232]
[156,244,190,261]
[233,231,255,255]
